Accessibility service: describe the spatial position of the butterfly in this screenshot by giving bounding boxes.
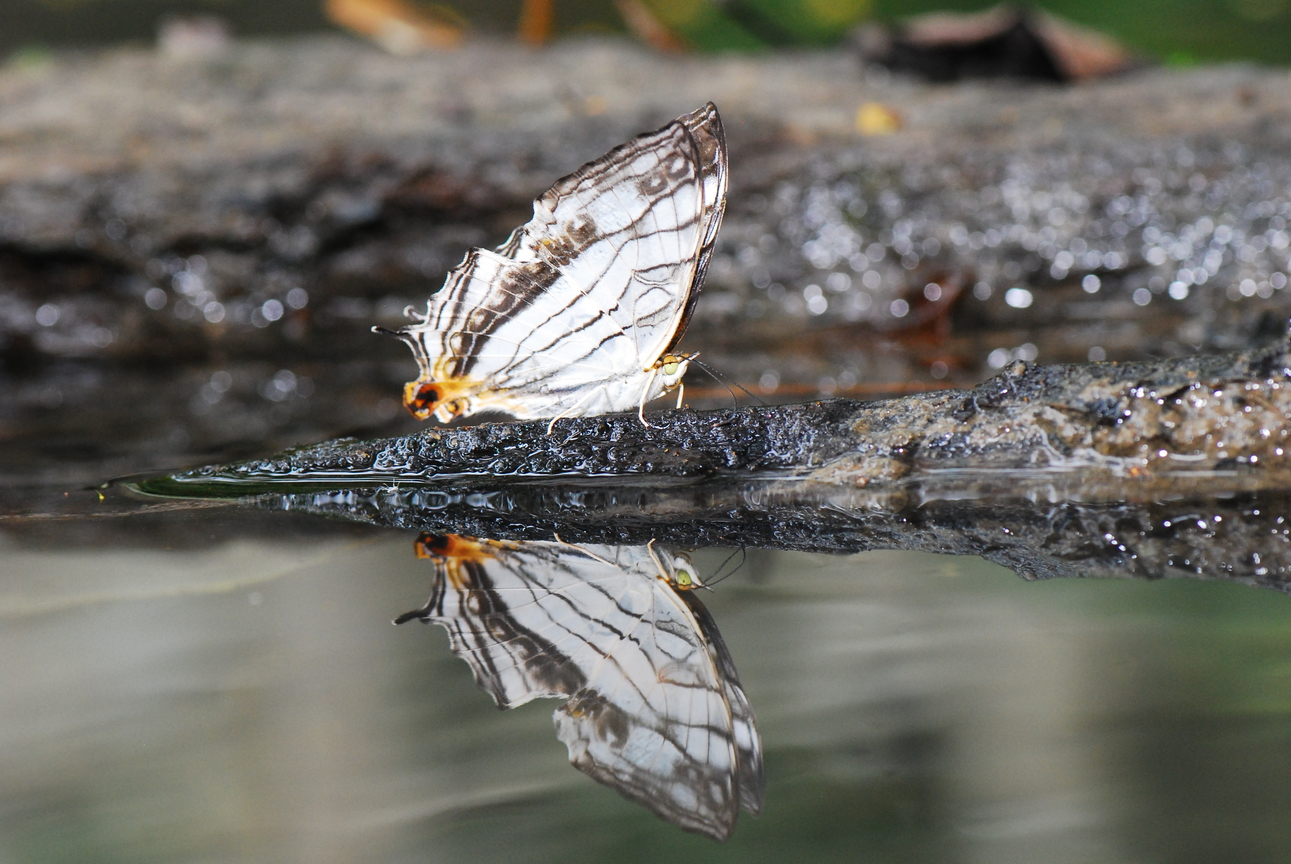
[377,103,728,426]
[395,534,763,841]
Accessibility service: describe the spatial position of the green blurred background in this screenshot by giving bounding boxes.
[3,0,1290,64]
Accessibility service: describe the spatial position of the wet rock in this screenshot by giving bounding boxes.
[111,332,1291,592]
[139,332,1291,497]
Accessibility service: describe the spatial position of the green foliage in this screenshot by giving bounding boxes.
[7,0,1291,62]
[643,0,872,49]
[872,0,1291,64]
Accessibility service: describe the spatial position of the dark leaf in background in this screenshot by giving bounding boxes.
[856,4,1138,83]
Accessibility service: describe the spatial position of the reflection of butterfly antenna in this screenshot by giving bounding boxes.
[690,358,767,408]
[703,546,747,588]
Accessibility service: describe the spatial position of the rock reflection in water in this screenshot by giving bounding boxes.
[247,481,1291,593]
[393,533,764,841]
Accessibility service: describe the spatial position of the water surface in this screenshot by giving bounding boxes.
[4,493,1290,863]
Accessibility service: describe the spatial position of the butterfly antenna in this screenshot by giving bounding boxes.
[691,358,767,407]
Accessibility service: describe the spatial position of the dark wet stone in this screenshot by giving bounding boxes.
[139,332,1291,497]
[114,330,1291,591]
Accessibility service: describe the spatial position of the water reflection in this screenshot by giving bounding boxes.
[4,503,1291,861]
[84,455,1291,852]
[395,534,763,841]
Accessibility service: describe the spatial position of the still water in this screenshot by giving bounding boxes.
[4,495,1291,863]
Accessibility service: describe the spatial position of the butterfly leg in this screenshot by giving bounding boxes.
[544,388,600,435]
[675,380,685,410]
[637,366,660,427]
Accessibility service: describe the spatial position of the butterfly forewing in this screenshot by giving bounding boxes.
[403,537,762,841]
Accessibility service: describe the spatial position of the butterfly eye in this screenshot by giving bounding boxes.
[674,568,694,589]
[662,355,681,376]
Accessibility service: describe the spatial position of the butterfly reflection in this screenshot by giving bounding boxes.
[396,534,763,841]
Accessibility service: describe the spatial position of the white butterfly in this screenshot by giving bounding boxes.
[396,534,763,841]
[379,103,727,426]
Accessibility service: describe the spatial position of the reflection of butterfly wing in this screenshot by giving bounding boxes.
[399,536,762,841]
[553,579,765,835]
[390,103,727,423]
[674,590,765,817]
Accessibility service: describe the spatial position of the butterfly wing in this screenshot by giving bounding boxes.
[400,538,759,841]
[496,102,727,363]
[392,103,727,421]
